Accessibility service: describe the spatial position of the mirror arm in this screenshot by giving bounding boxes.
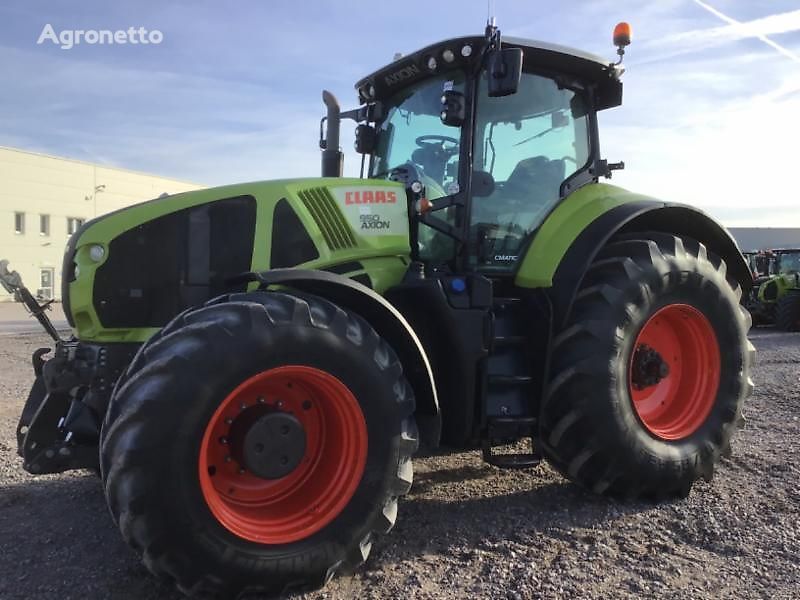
[418,213,464,241]
[339,106,369,123]
[428,196,461,211]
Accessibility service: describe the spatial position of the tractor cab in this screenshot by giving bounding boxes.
[321,22,628,273]
[775,249,800,276]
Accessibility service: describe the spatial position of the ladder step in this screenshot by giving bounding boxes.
[493,296,523,308]
[483,452,541,469]
[488,374,533,386]
[485,417,537,439]
[481,425,541,469]
[493,335,527,347]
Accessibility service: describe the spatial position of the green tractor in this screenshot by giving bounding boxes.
[745,248,800,330]
[12,22,754,598]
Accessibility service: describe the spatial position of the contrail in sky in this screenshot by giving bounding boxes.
[692,0,800,64]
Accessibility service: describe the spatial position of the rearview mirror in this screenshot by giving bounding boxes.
[354,124,377,154]
[487,48,523,97]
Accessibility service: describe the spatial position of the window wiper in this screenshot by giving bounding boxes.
[513,127,554,147]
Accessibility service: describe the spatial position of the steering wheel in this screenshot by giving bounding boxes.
[416,135,459,155]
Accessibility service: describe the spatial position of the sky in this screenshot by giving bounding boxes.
[1,0,799,226]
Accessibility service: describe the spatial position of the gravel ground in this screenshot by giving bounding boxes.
[0,328,798,599]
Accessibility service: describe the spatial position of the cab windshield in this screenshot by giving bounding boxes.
[471,70,590,269]
[370,72,465,200]
[778,252,800,274]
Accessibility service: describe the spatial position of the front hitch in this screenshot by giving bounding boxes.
[0,259,63,342]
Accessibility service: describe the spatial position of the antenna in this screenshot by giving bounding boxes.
[485,0,499,48]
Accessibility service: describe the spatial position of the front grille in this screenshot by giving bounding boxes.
[93,195,256,328]
[297,187,357,251]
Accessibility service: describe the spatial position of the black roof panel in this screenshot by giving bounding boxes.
[355,35,622,110]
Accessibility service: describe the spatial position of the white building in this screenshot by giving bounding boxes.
[0,146,203,301]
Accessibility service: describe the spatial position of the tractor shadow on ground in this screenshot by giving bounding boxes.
[0,457,659,600]
[365,458,664,571]
[0,472,181,600]
[409,463,492,494]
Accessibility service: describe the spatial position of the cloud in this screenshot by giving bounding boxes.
[641,4,800,64]
[0,41,330,183]
[603,79,800,227]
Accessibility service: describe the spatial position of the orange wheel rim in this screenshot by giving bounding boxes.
[628,304,721,440]
[198,366,368,544]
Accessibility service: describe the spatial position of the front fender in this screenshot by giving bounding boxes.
[239,268,441,446]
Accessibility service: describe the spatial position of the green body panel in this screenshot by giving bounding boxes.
[514,182,659,288]
[757,274,798,303]
[68,178,410,343]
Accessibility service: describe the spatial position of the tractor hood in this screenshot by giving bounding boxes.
[63,178,410,341]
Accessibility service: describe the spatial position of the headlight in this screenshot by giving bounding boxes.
[89,244,105,262]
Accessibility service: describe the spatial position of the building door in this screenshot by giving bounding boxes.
[39,268,54,300]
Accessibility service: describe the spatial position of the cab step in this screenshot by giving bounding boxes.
[481,417,541,469]
[487,374,533,386]
[492,335,527,347]
[483,451,541,469]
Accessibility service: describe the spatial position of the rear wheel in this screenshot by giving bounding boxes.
[540,233,754,498]
[776,291,800,331]
[100,291,417,598]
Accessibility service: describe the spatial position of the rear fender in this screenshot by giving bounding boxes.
[515,184,749,329]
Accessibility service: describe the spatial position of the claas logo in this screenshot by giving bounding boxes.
[345,190,398,205]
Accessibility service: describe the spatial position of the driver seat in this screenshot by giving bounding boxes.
[411,143,453,183]
[502,156,565,204]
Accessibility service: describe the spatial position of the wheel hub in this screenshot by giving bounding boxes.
[229,407,306,480]
[631,343,670,389]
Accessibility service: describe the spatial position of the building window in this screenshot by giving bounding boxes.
[40,214,50,236]
[67,217,86,235]
[14,212,25,234]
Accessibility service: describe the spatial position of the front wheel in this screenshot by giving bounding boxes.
[776,291,800,331]
[540,233,755,498]
[100,292,417,598]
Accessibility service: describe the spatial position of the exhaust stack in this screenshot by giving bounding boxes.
[320,90,343,177]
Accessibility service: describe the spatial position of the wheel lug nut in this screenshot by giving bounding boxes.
[257,396,266,404]
[219,436,228,445]
[238,468,246,475]
[225,418,233,425]
[225,455,232,463]
[240,403,247,410]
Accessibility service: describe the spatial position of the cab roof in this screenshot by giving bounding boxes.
[354,35,623,111]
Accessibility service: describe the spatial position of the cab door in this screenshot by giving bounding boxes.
[470,70,592,272]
